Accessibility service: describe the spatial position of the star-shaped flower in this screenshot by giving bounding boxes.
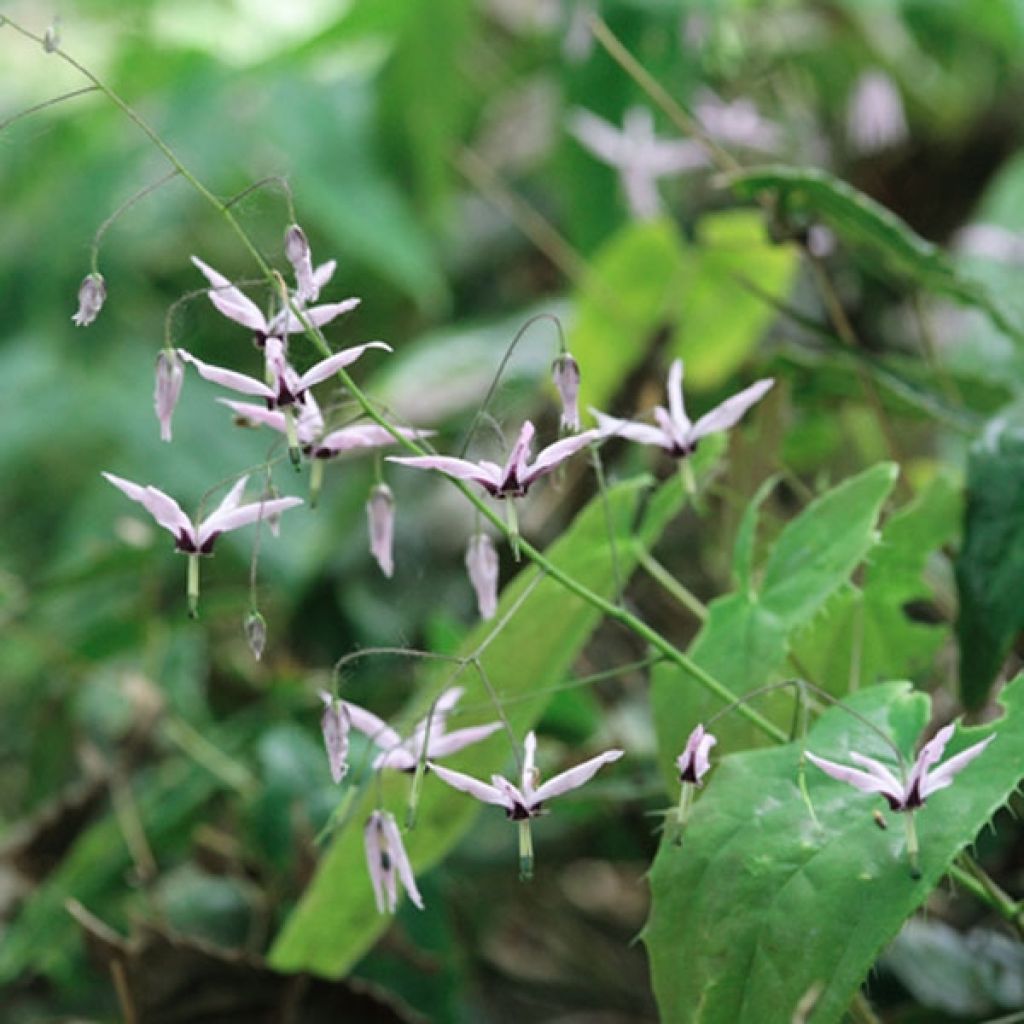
[388,420,598,499]
[102,472,302,555]
[430,731,623,821]
[178,337,391,410]
[344,687,502,773]
[568,106,708,219]
[592,359,773,457]
[807,723,995,812]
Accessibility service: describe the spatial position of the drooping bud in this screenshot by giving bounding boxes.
[366,484,395,578]
[153,349,184,443]
[465,533,500,620]
[72,273,106,327]
[244,610,267,661]
[284,223,317,303]
[364,809,424,914]
[319,691,351,784]
[551,352,581,432]
[43,20,60,52]
[675,724,716,786]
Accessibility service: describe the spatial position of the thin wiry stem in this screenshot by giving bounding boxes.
[90,169,180,273]
[0,84,97,133]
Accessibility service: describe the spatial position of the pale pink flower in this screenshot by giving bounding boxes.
[366,484,395,578]
[846,70,907,156]
[567,106,707,218]
[72,273,106,327]
[101,472,302,556]
[154,349,184,442]
[693,90,781,152]
[177,338,391,408]
[592,359,773,457]
[344,686,501,773]
[218,394,432,461]
[465,533,500,620]
[319,691,351,783]
[364,810,423,914]
[190,255,356,341]
[676,724,716,785]
[430,731,623,821]
[807,724,995,812]
[388,420,598,499]
[552,352,581,432]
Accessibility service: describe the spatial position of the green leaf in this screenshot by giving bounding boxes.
[795,474,960,693]
[956,413,1024,709]
[726,165,1023,343]
[645,676,1024,1024]
[570,218,688,415]
[672,211,798,389]
[650,464,897,778]
[759,463,898,626]
[269,459,716,977]
[731,474,779,595]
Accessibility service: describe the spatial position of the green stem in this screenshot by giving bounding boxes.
[186,553,200,620]
[635,547,708,623]
[954,854,1024,938]
[518,819,534,881]
[309,458,324,508]
[162,716,257,795]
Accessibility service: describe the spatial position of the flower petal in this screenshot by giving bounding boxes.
[689,378,774,441]
[920,733,996,801]
[178,349,275,400]
[429,762,510,808]
[380,811,424,910]
[102,472,193,544]
[666,359,690,435]
[591,409,673,449]
[427,722,503,759]
[218,398,288,434]
[806,752,903,805]
[280,298,362,334]
[343,702,403,751]
[190,256,268,333]
[387,455,500,489]
[196,495,303,548]
[531,748,624,805]
[523,428,600,484]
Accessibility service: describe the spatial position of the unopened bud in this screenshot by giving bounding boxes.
[319,691,351,784]
[284,223,317,303]
[154,349,184,443]
[43,21,60,53]
[243,610,267,661]
[465,533,500,620]
[367,484,395,578]
[72,273,106,327]
[551,352,581,432]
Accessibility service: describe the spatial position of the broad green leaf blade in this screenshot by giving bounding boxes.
[760,462,897,626]
[645,676,1024,1024]
[570,218,688,415]
[651,465,897,779]
[795,474,960,694]
[269,461,713,977]
[672,211,797,390]
[726,165,1023,343]
[956,414,1024,709]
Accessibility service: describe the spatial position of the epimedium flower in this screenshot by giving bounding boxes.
[344,686,502,773]
[806,723,994,813]
[846,70,907,157]
[551,352,582,433]
[465,533,500,621]
[101,471,302,616]
[677,724,716,786]
[567,106,708,219]
[388,420,599,500]
[177,338,391,409]
[319,691,351,784]
[364,810,423,914]
[592,359,774,458]
[429,731,623,879]
[154,349,184,442]
[284,223,335,304]
[72,272,106,327]
[366,484,396,578]
[190,255,356,343]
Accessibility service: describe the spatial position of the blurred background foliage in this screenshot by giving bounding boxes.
[4,0,1024,1020]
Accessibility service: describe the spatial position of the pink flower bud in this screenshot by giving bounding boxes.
[465,533,500,620]
[364,809,423,913]
[72,273,106,327]
[551,353,581,432]
[154,349,184,443]
[284,223,317,303]
[319,691,351,784]
[366,484,395,578]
